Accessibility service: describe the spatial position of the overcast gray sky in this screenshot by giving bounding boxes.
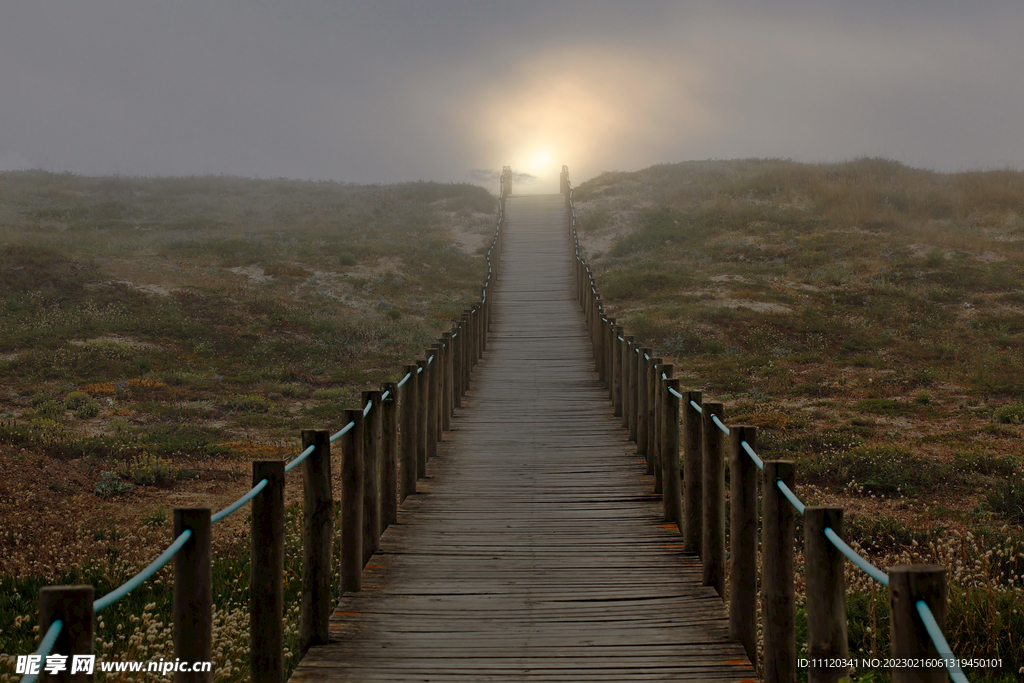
[3,1,1023,192]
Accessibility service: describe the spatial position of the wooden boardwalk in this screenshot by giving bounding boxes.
[290,195,755,682]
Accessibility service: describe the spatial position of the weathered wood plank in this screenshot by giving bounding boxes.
[288,195,753,682]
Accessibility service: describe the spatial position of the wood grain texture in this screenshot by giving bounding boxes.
[289,195,754,682]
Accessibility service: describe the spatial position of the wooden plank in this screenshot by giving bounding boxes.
[288,195,753,682]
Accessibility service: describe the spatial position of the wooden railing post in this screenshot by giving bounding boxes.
[39,586,93,683]
[702,402,726,599]
[647,356,662,485]
[621,335,634,430]
[637,348,652,461]
[763,460,796,683]
[173,508,212,682]
[605,318,616,397]
[682,390,703,554]
[626,339,638,439]
[460,312,471,392]
[729,424,759,664]
[300,431,332,656]
[889,566,947,683]
[251,460,285,683]
[401,365,419,501]
[612,325,623,417]
[593,299,603,375]
[427,346,441,460]
[362,390,383,566]
[662,378,683,531]
[453,322,464,408]
[416,360,429,478]
[654,363,673,500]
[442,332,454,430]
[381,383,399,529]
[341,410,364,594]
[805,507,849,683]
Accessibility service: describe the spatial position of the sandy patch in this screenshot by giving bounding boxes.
[70,335,163,350]
[714,298,793,314]
[117,280,176,297]
[228,265,271,283]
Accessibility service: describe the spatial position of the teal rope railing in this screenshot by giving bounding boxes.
[567,167,968,682]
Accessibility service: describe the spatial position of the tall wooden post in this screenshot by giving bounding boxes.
[637,348,651,460]
[460,313,471,393]
[621,335,634,429]
[300,431,332,656]
[612,326,623,417]
[805,507,849,683]
[647,356,662,484]
[400,365,419,501]
[453,323,464,408]
[251,460,284,683]
[702,402,726,598]
[682,391,703,554]
[654,363,673,499]
[39,586,93,683]
[341,410,364,594]
[381,383,399,528]
[416,360,429,478]
[889,566,948,683]
[442,333,454,430]
[605,318,616,397]
[427,346,441,459]
[730,425,759,664]
[763,460,796,683]
[662,378,683,530]
[362,390,383,565]
[173,509,211,683]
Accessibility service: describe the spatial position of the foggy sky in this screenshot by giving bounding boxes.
[3,1,1023,192]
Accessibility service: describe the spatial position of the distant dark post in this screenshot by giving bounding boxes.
[416,359,429,478]
[362,390,383,565]
[662,378,683,530]
[612,325,623,417]
[381,383,399,528]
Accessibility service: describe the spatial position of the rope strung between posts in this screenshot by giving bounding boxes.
[569,164,966,681]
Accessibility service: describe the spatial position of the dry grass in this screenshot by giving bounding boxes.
[575,157,1024,680]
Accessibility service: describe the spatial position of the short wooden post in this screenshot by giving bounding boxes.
[682,391,703,554]
[39,587,93,683]
[593,298,603,374]
[341,410,364,594]
[300,431,332,656]
[442,333,453,430]
[637,348,651,460]
[647,356,662,483]
[621,335,633,429]
[730,424,759,664]
[362,390,383,566]
[612,325,623,417]
[889,566,947,683]
[400,365,419,501]
[805,507,849,683]
[702,402,726,598]
[172,509,211,682]
[251,460,285,683]
[381,383,399,528]
[416,359,429,477]
[427,346,441,459]
[662,378,683,530]
[763,460,796,683]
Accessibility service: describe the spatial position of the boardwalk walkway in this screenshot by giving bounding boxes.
[290,195,755,682]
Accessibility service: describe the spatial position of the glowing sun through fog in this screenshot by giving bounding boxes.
[463,47,711,193]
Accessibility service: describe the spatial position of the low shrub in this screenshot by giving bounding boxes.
[94,471,134,497]
[124,453,174,486]
[993,402,1024,424]
[221,394,272,413]
[987,480,1024,522]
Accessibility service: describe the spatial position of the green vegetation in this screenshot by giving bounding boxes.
[0,170,497,682]
[576,158,1024,680]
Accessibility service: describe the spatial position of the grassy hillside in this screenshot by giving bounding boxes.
[0,171,496,681]
[574,158,1024,680]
